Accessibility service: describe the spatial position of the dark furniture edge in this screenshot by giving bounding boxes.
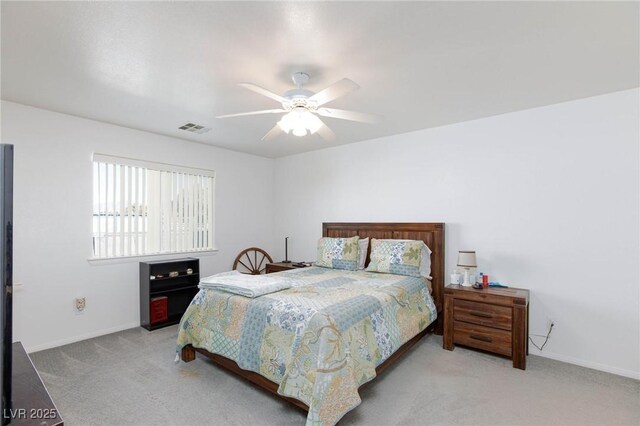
[11,342,63,425]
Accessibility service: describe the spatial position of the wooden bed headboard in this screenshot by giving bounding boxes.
[323,222,445,334]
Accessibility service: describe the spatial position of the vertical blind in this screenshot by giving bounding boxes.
[92,154,215,259]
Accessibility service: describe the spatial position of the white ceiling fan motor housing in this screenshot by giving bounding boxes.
[284,72,316,109]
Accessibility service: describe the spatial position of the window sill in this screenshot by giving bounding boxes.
[87,249,219,265]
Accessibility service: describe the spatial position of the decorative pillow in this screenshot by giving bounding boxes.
[357,237,369,270]
[366,239,430,277]
[420,243,433,279]
[315,236,360,271]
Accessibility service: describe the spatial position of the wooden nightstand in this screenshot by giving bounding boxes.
[265,262,310,274]
[443,284,529,370]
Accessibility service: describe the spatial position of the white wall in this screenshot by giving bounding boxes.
[1,101,275,352]
[3,89,638,379]
[273,89,640,379]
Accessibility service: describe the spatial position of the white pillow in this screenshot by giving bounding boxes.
[358,237,369,270]
[420,243,432,279]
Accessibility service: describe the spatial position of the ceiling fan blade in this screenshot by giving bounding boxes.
[217,109,286,119]
[261,124,283,142]
[315,120,336,142]
[238,83,287,104]
[316,107,378,124]
[309,78,360,107]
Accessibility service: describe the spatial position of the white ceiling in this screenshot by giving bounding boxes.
[2,1,638,158]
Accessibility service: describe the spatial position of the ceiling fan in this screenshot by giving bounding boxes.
[217,72,377,141]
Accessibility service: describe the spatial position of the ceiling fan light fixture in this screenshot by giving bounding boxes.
[292,126,307,137]
[277,113,294,133]
[278,108,322,137]
[304,112,323,134]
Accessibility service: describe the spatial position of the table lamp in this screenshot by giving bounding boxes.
[457,251,477,287]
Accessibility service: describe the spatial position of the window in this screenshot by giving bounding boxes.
[92,154,215,259]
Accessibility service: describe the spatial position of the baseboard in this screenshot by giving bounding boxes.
[25,321,140,354]
[532,349,640,380]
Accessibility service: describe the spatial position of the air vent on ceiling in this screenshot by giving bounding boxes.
[178,122,211,134]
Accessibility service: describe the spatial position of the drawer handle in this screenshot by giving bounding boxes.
[470,311,492,319]
[470,334,493,343]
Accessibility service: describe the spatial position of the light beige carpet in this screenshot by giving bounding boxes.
[30,326,639,425]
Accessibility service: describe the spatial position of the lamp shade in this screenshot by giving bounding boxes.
[457,251,477,268]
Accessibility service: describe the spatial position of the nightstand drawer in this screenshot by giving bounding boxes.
[454,299,512,331]
[453,321,512,357]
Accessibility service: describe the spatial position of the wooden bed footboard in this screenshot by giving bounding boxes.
[180,321,435,412]
[181,343,311,411]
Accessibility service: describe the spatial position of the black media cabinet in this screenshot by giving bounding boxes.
[140,258,200,331]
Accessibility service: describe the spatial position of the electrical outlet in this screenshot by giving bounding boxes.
[547,319,555,330]
[75,297,86,314]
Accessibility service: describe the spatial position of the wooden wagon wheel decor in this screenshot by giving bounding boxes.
[233,247,273,275]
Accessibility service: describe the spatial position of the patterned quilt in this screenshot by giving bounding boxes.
[176,267,437,426]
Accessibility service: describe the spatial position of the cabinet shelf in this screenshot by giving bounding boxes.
[150,273,199,281]
[140,258,200,331]
[150,284,198,296]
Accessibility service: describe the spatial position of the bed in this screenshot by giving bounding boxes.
[178,222,444,425]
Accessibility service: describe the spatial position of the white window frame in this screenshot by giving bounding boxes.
[90,154,216,261]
